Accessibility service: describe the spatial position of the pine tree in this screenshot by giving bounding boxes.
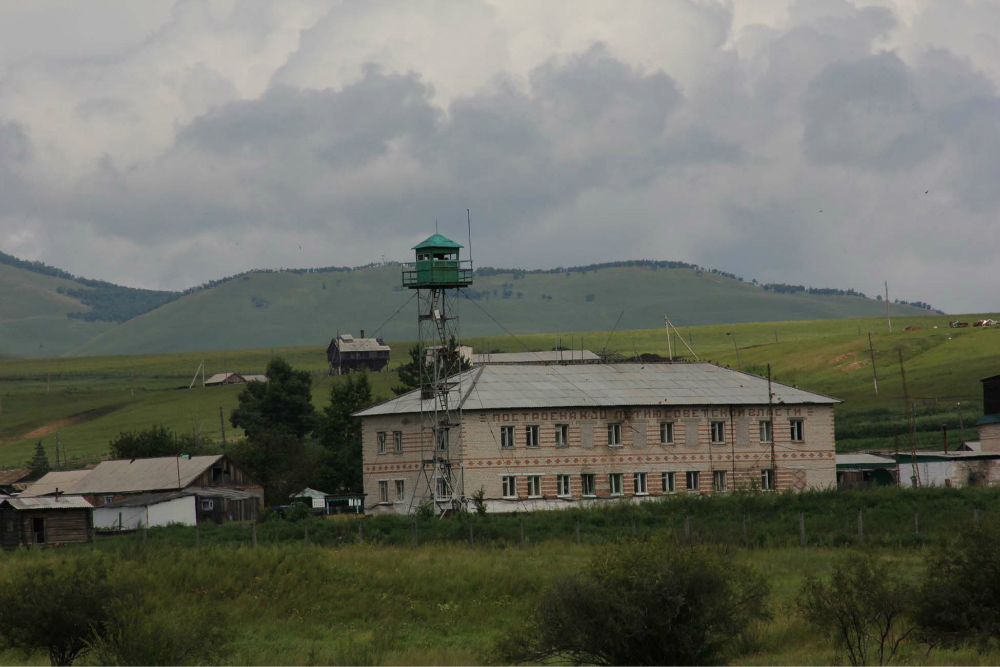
[27,441,50,480]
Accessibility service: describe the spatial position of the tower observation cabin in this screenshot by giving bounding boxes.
[402,234,473,289]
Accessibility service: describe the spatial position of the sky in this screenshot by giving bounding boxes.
[0,0,998,313]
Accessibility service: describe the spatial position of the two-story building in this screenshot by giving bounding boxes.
[357,362,838,513]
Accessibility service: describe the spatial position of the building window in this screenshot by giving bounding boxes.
[710,421,726,444]
[761,469,774,490]
[201,498,214,511]
[378,481,389,504]
[660,422,674,445]
[607,423,623,447]
[685,471,700,492]
[790,419,804,442]
[436,428,449,451]
[759,420,773,443]
[377,431,387,454]
[661,471,676,493]
[435,477,451,499]
[555,424,569,448]
[527,475,541,497]
[103,495,114,505]
[633,472,648,495]
[500,426,515,449]
[557,474,572,497]
[393,431,403,454]
[609,473,624,496]
[525,425,540,448]
[581,474,596,497]
[502,475,517,499]
[394,479,405,502]
[713,470,727,492]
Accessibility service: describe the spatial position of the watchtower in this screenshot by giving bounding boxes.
[402,233,473,514]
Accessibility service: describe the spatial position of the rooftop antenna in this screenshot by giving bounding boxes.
[467,208,473,267]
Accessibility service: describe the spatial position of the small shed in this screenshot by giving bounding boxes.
[0,468,31,495]
[291,488,365,515]
[94,487,260,530]
[836,454,897,489]
[327,331,391,375]
[0,496,93,548]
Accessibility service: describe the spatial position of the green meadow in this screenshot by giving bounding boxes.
[0,312,997,467]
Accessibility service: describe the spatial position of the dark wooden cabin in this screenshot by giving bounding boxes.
[327,331,391,375]
[0,496,93,548]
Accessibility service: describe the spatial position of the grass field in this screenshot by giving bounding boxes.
[3,492,1000,666]
[0,312,998,467]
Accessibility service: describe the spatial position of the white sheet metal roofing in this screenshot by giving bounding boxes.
[67,455,225,494]
[471,350,600,364]
[2,496,93,510]
[356,362,839,417]
[333,334,391,353]
[836,454,896,467]
[19,470,92,497]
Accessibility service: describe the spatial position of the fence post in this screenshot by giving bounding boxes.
[798,511,805,547]
[195,523,200,548]
[857,509,863,545]
[631,516,637,538]
[411,520,418,549]
[251,522,257,548]
[684,514,690,541]
[358,520,364,544]
[519,517,525,548]
[575,518,581,545]
[974,508,979,525]
[469,522,474,549]
[742,512,748,546]
[914,510,919,535]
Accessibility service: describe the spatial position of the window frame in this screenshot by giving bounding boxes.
[435,477,451,500]
[378,480,389,504]
[557,474,572,497]
[436,428,449,451]
[609,473,624,496]
[393,430,403,454]
[581,473,596,497]
[685,470,700,492]
[500,425,515,449]
[527,475,542,498]
[554,424,569,448]
[502,475,517,499]
[761,468,774,491]
[790,419,804,443]
[103,495,114,505]
[633,472,648,495]
[661,471,676,493]
[713,470,727,492]
[377,431,387,455]
[394,479,405,503]
[607,423,623,447]
[759,420,773,444]
[525,425,540,448]
[201,498,214,511]
[659,421,675,445]
[710,420,726,444]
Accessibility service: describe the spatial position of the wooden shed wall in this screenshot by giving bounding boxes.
[0,508,92,547]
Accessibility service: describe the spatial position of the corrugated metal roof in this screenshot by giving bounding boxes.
[98,491,191,509]
[0,468,30,485]
[413,233,462,249]
[68,455,225,494]
[2,496,93,510]
[472,350,600,364]
[191,487,260,500]
[332,335,391,354]
[19,470,92,497]
[357,362,839,417]
[836,454,896,467]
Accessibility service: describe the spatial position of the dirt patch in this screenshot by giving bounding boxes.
[830,352,854,364]
[19,404,125,440]
[843,359,871,371]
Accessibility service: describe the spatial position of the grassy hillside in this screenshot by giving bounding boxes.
[0,312,997,467]
[0,264,115,356]
[71,263,935,355]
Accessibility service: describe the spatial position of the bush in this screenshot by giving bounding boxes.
[916,517,1000,651]
[798,553,915,665]
[496,536,771,665]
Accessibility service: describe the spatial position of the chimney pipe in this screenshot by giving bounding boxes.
[360,329,365,339]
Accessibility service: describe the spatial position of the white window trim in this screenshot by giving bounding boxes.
[393,478,405,503]
[790,419,805,443]
[686,470,701,492]
[609,473,624,496]
[607,423,623,448]
[633,472,648,496]
[759,420,773,444]
[527,475,542,498]
[525,425,540,448]
[500,425,515,449]
[377,431,387,455]
[760,468,775,491]
[710,421,726,444]
[393,431,403,454]
[581,473,597,497]
[660,421,675,445]
[713,470,727,492]
[555,424,569,448]
[377,480,390,504]
[501,475,517,499]
[557,474,572,497]
[662,471,676,493]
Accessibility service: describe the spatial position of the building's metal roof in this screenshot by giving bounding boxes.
[191,487,260,500]
[836,454,896,468]
[894,451,1000,461]
[96,491,191,509]
[1,496,93,510]
[292,487,330,499]
[413,234,462,250]
[976,414,1000,426]
[471,350,600,364]
[243,375,268,383]
[19,470,92,497]
[356,362,840,417]
[205,372,242,385]
[331,334,391,354]
[0,468,30,485]
[67,455,225,494]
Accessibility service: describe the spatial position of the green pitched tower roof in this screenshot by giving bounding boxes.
[412,234,463,250]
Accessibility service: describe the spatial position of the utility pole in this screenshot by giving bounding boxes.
[957,402,966,443]
[885,281,892,333]
[664,315,673,361]
[898,350,919,487]
[868,333,878,396]
[220,406,227,448]
[728,332,741,370]
[130,361,135,398]
[941,424,948,454]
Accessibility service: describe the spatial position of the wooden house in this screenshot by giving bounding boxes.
[93,487,260,530]
[0,496,93,548]
[327,331,391,375]
[0,468,31,495]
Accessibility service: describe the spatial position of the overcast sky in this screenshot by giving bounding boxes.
[0,0,998,312]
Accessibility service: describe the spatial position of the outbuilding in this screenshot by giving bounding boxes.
[0,496,93,548]
[93,487,261,530]
[327,332,391,375]
[836,454,897,489]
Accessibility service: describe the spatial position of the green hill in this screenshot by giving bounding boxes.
[71,264,936,356]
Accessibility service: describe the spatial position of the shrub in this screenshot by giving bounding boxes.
[471,487,487,516]
[496,536,771,665]
[797,553,914,665]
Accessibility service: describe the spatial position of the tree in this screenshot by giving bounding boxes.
[108,425,200,459]
[0,556,116,665]
[227,429,322,505]
[392,336,472,396]
[316,373,374,492]
[230,357,316,440]
[915,518,1000,651]
[27,441,49,479]
[797,553,915,666]
[497,537,771,665]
